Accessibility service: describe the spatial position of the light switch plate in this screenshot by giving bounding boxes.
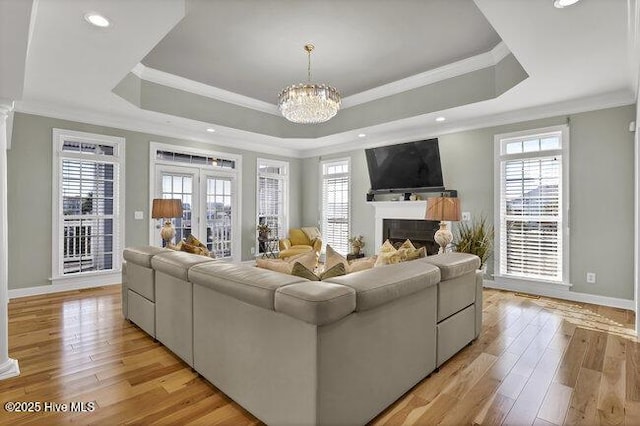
[462,211,471,221]
[134,211,144,220]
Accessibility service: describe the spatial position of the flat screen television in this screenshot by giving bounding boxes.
[365,139,444,193]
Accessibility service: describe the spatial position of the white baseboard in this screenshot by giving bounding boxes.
[484,279,635,310]
[9,273,121,299]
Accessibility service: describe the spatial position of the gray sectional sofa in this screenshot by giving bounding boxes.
[122,246,482,426]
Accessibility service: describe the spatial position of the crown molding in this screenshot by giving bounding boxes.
[299,89,635,158]
[131,63,281,116]
[14,100,303,158]
[12,89,633,160]
[131,42,512,115]
[341,42,511,109]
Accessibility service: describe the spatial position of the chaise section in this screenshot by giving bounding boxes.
[151,251,217,366]
[421,252,482,366]
[122,246,172,337]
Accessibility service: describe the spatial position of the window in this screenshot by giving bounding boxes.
[52,129,124,282]
[150,143,241,260]
[321,158,350,255]
[257,159,288,254]
[495,125,569,284]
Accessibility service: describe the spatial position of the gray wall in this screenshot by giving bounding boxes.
[7,113,302,289]
[303,105,636,300]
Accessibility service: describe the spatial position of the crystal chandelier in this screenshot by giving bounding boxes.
[278,44,341,124]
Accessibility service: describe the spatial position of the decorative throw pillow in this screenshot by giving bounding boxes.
[185,235,211,257]
[256,251,318,274]
[321,263,346,280]
[290,262,346,281]
[256,258,292,274]
[325,245,349,272]
[349,256,377,273]
[374,240,401,267]
[395,239,426,262]
[291,262,321,281]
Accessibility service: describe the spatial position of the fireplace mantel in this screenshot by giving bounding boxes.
[368,201,434,251]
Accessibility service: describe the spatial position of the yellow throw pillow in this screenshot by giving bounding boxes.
[405,246,427,261]
[325,245,349,272]
[375,240,401,267]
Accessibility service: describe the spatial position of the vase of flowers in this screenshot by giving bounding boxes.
[348,235,365,255]
[257,223,271,241]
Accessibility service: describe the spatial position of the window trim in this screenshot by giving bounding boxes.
[493,124,570,287]
[148,142,242,261]
[51,128,126,284]
[319,157,351,255]
[256,158,289,256]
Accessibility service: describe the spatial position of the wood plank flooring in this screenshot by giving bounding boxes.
[0,285,636,425]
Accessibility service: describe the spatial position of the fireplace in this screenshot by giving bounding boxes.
[383,219,440,255]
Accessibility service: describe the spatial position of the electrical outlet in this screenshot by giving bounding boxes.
[462,211,471,221]
[250,247,255,255]
[134,211,144,220]
[586,272,596,284]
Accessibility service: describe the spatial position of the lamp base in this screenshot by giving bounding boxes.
[160,221,176,246]
[434,222,453,254]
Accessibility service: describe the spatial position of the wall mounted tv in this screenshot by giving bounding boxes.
[365,139,444,194]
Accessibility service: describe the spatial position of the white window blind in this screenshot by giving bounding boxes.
[53,131,124,279]
[321,159,350,255]
[257,159,288,254]
[497,128,567,283]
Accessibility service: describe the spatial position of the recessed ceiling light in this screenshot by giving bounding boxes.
[435,117,446,122]
[84,13,111,28]
[553,0,580,8]
[206,128,216,133]
[358,133,366,138]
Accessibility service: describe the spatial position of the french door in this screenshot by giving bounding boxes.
[155,165,236,259]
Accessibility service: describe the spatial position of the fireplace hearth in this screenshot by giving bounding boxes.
[382,219,440,255]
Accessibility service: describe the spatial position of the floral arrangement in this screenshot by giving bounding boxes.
[348,235,365,249]
[257,223,271,234]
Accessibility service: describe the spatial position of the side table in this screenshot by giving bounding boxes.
[259,238,279,259]
[347,252,365,261]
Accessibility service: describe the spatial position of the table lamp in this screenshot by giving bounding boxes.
[151,199,183,246]
[425,195,461,254]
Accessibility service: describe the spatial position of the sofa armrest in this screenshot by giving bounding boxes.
[279,238,292,251]
[275,282,355,326]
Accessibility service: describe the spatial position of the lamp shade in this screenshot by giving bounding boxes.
[151,199,183,219]
[425,197,461,221]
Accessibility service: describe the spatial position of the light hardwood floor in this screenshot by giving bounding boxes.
[0,285,636,425]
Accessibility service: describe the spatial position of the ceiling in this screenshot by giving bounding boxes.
[142,0,501,103]
[5,0,640,158]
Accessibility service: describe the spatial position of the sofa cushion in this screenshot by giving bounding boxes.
[275,282,356,326]
[189,262,307,310]
[151,251,217,281]
[123,246,172,268]
[291,262,321,281]
[420,252,480,281]
[325,261,440,312]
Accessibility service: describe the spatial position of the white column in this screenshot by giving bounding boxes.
[0,106,19,379]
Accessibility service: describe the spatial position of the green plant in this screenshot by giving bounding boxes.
[256,223,271,234]
[454,215,494,268]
